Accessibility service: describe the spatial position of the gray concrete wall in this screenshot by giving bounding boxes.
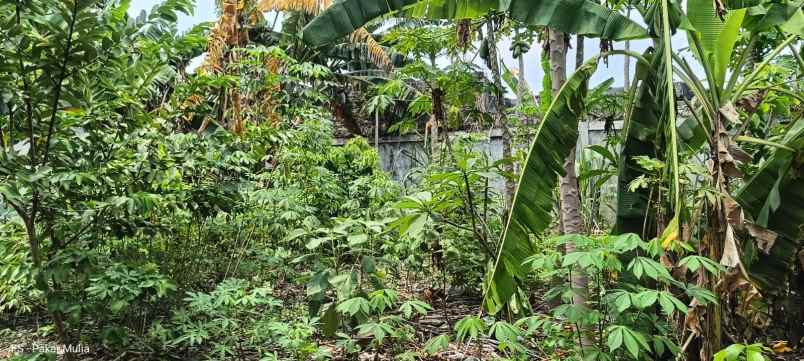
[335,121,623,191]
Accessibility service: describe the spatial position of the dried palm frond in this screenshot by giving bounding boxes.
[260,56,284,126]
[231,89,244,134]
[180,94,205,125]
[350,28,393,71]
[258,0,392,71]
[201,0,241,74]
[257,0,331,14]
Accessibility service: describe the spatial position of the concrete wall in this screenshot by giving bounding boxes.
[335,121,623,191]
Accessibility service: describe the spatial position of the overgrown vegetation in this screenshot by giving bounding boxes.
[1,0,802,360]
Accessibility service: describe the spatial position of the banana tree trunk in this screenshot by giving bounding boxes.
[576,35,584,70]
[485,19,515,204]
[550,28,590,348]
[516,28,527,104]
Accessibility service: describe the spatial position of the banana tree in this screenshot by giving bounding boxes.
[487,0,801,354]
[483,51,650,314]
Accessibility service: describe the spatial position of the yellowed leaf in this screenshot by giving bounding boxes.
[772,340,792,353]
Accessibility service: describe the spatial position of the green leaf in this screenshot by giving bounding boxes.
[347,233,368,246]
[687,0,747,87]
[303,0,648,47]
[394,213,428,237]
[489,321,522,343]
[607,325,650,358]
[714,343,745,361]
[322,304,339,337]
[679,255,723,275]
[587,144,617,164]
[724,0,762,9]
[607,326,624,351]
[635,290,659,308]
[399,300,432,318]
[624,330,640,358]
[455,315,485,342]
[609,290,633,313]
[628,257,673,282]
[686,286,719,305]
[615,49,664,236]
[735,119,804,289]
[423,334,450,355]
[746,349,766,361]
[336,297,370,317]
[356,322,395,344]
[500,0,649,40]
[609,233,644,253]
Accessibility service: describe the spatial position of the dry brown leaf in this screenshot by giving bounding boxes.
[717,131,743,177]
[684,298,703,336]
[720,102,739,124]
[723,195,743,230]
[720,225,741,268]
[718,268,766,328]
[350,28,393,71]
[258,0,332,13]
[746,222,778,254]
[798,250,804,270]
[728,142,752,163]
[737,91,766,114]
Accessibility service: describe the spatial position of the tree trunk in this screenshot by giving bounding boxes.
[374,111,379,148]
[576,35,585,70]
[516,28,527,105]
[550,28,590,349]
[485,18,515,205]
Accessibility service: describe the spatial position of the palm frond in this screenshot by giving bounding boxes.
[257,0,332,14]
[350,27,393,71]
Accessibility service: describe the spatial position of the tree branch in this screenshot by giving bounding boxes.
[41,0,79,167]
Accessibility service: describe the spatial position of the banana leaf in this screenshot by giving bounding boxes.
[483,60,596,314]
[614,49,665,237]
[402,0,497,19]
[302,0,648,47]
[724,0,762,9]
[686,0,746,88]
[501,0,648,40]
[735,119,804,290]
[743,1,804,37]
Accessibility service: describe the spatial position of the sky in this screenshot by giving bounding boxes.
[128,1,702,89]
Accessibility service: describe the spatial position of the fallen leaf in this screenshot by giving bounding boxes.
[771,340,792,354]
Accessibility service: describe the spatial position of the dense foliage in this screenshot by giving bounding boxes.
[1,0,802,360]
